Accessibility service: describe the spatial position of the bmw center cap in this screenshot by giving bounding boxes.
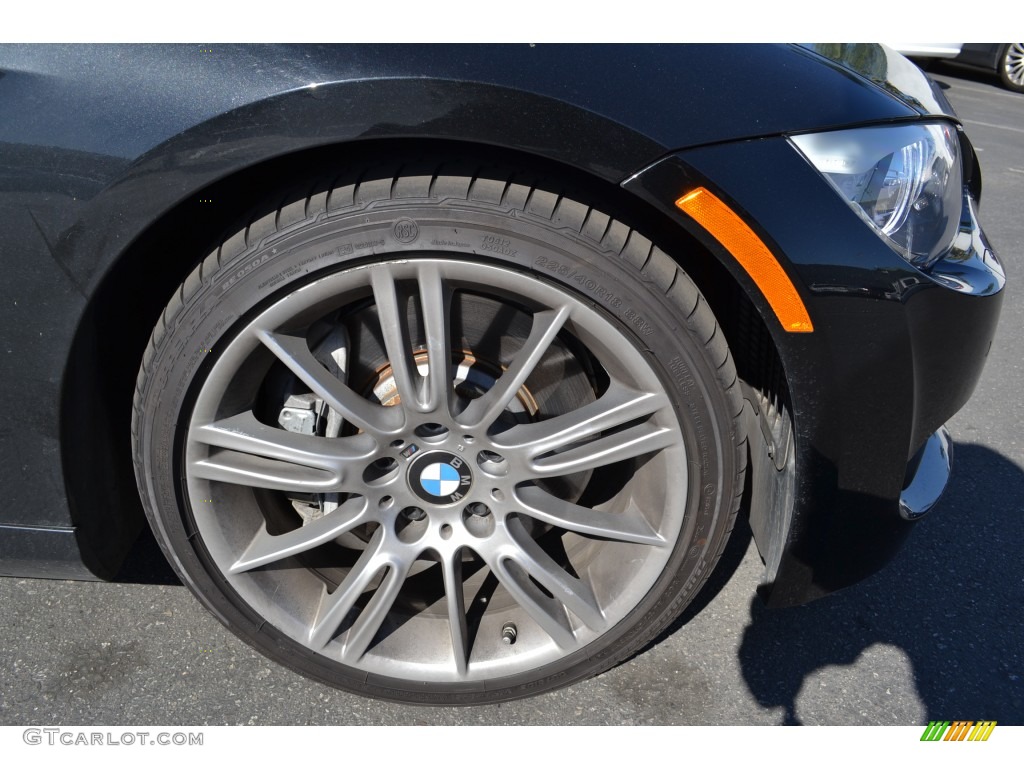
[408,451,473,505]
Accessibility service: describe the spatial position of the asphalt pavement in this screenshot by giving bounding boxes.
[1,64,1021,726]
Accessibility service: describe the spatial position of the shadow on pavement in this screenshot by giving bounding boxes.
[737,442,1024,724]
[111,443,1023,725]
[929,61,1007,92]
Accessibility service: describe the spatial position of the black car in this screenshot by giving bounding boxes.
[0,43,1004,704]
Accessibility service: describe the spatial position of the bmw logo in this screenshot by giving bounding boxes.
[408,451,473,505]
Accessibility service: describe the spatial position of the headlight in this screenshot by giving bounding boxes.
[791,123,962,268]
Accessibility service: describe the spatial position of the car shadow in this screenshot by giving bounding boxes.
[113,443,1024,725]
[929,60,1009,93]
[735,442,1024,724]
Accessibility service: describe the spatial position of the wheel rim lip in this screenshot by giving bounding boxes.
[183,255,689,684]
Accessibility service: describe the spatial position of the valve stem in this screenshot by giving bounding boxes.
[501,622,518,645]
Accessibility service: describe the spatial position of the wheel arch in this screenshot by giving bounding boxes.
[61,132,791,581]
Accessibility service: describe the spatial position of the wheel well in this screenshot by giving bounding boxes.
[61,137,790,578]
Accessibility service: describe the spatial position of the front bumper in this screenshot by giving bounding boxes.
[624,134,1005,607]
[899,426,952,521]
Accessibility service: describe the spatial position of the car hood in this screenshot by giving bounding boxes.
[800,43,959,120]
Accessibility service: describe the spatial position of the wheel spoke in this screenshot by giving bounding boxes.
[504,517,606,632]
[307,528,388,649]
[417,263,453,415]
[341,556,413,663]
[487,555,577,649]
[370,269,420,410]
[190,452,339,493]
[191,411,375,491]
[190,410,374,492]
[256,329,402,434]
[229,497,370,574]
[513,485,666,547]
[457,306,571,430]
[530,422,676,477]
[493,381,669,457]
[441,551,470,676]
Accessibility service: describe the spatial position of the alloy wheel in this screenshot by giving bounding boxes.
[184,257,688,683]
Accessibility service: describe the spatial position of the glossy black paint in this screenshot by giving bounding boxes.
[0,525,88,580]
[624,136,1004,604]
[801,43,958,118]
[0,44,1004,603]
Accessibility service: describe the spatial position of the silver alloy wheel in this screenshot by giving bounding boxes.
[184,257,687,683]
[1003,43,1024,87]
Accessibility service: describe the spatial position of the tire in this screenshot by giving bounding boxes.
[132,163,745,704]
[999,44,1024,93]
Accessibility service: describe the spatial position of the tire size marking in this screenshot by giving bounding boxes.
[533,256,623,308]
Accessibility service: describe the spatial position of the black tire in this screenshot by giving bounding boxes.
[998,44,1024,93]
[132,163,746,705]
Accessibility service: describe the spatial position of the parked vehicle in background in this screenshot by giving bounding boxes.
[888,43,963,59]
[955,44,1024,93]
[895,42,1024,93]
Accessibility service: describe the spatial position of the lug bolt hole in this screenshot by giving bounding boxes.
[462,504,496,538]
[396,507,427,544]
[439,523,453,540]
[476,450,508,477]
[378,495,394,510]
[363,456,399,486]
[466,502,491,517]
[490,488,505,502]
[401,506,426,522]
[415,423,449,442]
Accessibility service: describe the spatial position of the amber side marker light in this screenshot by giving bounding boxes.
[675,187,813,333]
